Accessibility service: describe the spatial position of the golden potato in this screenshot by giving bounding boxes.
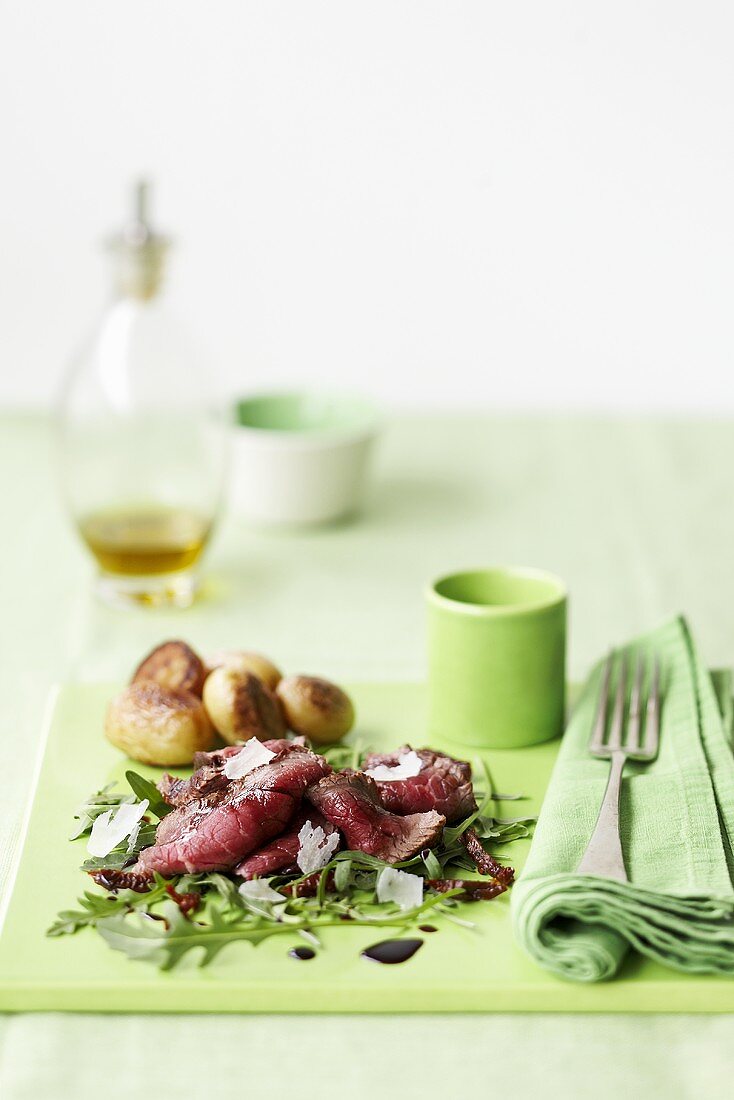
[276,675,355,745]
[202,667,286,744]
[105,681,215,766]
[132,640,207,697]
[207,649,282,691]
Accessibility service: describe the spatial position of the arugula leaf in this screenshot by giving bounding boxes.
[421,848,443,878]
[298,928,322,949]
[320,740,365,771]
[69,773,169,850]
[176,871,239,904]
[47,892,120,937]
[334,858,352,893]
[80,821,159,871]
[125,771,172,819]
[69,785,133,840]
[47,877,169,937]
[472,815,536,844]
[98,901,295,969]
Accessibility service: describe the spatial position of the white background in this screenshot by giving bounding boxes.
[1,1,733,412]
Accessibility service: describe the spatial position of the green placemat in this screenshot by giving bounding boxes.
[512,616,734,981]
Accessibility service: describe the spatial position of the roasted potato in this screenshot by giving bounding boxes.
[105,681,215,766]
[202,667,286,744]
[276,675,354,745]
[206,649,283,691]
[132,640,207,697]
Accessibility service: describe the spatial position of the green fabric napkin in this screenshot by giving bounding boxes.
[511,615,734,982]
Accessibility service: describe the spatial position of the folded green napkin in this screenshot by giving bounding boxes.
[511,615,734,981]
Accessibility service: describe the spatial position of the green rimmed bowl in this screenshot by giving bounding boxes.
[230,392,381,525]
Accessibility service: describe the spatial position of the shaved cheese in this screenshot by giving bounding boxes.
[126,821,142,853]
[376,866,424,911]
[364,749,423,782]
[239,879,285,903]
[224,739,276,780]
[87,799,149,858]
[296,820,340,874]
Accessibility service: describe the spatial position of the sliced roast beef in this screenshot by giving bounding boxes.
[157,773,189,807]
[137,748,331,875]
[363,746,477,823]
[306,770,445,862]
[235,807,337,879]
[191,737,304,771]
[190,744,244,772]
[160,738,307,809]
[158,767,227,808]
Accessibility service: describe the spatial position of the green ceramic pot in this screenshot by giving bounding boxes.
[427,566,567,750]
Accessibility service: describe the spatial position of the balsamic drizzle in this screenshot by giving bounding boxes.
[361,938,424,965]
[288,946,316,961]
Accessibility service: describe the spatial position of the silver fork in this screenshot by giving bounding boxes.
[576,652,661,883]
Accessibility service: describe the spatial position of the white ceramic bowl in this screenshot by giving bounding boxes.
[229,392,381,526]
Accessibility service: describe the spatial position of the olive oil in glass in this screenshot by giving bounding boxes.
[58,183,227,608]
[79,505,212,577]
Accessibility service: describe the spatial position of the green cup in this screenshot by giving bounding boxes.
[427,566,567,750]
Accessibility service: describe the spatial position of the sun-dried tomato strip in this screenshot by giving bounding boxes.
[427,877,508,901]
[282,871,336,898]
[89,868,154,893]
[460,828,515,885]
[165,884,201,917]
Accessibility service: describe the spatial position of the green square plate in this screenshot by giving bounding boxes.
[0,683,732,1012]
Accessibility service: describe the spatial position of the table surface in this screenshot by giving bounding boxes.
[2,412,733,1098]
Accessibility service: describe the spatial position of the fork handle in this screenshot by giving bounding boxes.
[576,750,628,882]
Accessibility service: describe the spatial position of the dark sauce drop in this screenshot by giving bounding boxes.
[419,924,438,933]
[361,938,423,965]
[288,946,316,961]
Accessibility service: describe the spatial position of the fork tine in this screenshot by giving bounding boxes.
[590,653,613,750]
[626,653,644,751]
[607,654,627,750]
[644,657,661,756]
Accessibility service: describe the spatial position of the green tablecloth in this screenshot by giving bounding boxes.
[1,412,733,1099]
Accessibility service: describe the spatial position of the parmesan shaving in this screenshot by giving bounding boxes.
[239,879,286,903]
[376,866,424,911]
[224,739,276,780]
[296,820,340,874]
[126,821,142,853]
[364,749,423,782]
[87,799,149,858]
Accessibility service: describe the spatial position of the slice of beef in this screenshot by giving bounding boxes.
[160,738,307,809]
[235,807,337,879]
[306,770,445,863]
[191,737,304,771]
[191,744,244,772]
[158,763,229,808]
[363,746,477,824]
[137,748,331,875]
[158,773,187,806]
